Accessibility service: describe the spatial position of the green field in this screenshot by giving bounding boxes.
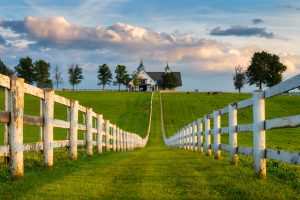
[0,92,299,199]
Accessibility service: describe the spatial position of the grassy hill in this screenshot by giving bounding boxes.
[0,92,299,199]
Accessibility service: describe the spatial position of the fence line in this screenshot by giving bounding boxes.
[162,74,300,179]
[0,74,152,180]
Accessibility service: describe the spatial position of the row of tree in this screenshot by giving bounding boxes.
[0,57,131,90]
[0,57,179,91]
[233,51,287,92]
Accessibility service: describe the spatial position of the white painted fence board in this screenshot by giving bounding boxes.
[237,146,254,156]
[53,119,70,129]
[23,142,43,152]
[53,94,70,106]
[220,127,229,134]
[266,149,300,165]
[52,140,70,148]
[237,124,253,132]
[220,144,230,152]
[0,74,10,89]
[78,105,86,113]
[236,98,253,109]
[220,107,229,115]
[77,140,85,146]
[0,145,9,155]
[92,128,97,133]
[265,74,300,98]
[266,115,300,130]
[78,124,87,131]
[24,83,44,99]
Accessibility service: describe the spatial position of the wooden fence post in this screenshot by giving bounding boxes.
[189,124,192,150]
[9,77,24,179]
[253,91,266,179]
[124,132,127,151]
[120,129,123,151]
[182,128,185,149]
[192,122,196,151]
[86,108,93,156]
[113,125,116,151]
[184,126,187,150]
[43,90,54,167]
[105,120,110,152]
[66,106,70,140]
[70,100,79,160]
[96,114,103,154]
[82,113,86,146]
[116,127,120,151]
[213,110,221,159]
[39,99,44,141]
[4,88,10,164]
[204,115,211,156]
[186,125,190,150]
[229,103,238,166]
[197,119,203,153]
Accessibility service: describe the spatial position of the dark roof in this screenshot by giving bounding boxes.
[147,72,182,87]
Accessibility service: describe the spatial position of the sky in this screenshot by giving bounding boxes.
[1,0,300,91]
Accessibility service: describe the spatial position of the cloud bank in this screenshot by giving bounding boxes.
[0,16,299,90]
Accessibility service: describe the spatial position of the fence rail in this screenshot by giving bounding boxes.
[163,74,300,179]
[0,74,151,180]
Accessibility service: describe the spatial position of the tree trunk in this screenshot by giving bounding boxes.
[102,84,105,90]
[72,85,74,92]
[119,84,121,91]
[56,82,59,89]
[238,88,241,93]
[259,82,262,90]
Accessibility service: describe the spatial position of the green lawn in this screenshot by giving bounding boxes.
[0,92,299,199]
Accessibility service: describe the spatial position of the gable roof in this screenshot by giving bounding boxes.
[147,72,182,87]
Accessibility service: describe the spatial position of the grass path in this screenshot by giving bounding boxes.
[0,93,299,199]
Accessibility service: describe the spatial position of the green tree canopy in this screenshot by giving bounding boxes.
[15,56,35,84]
[98,64,112,90]
[34,59,52,88]
[162,72,178,90]
[68,64,84,91]
[0,58,14,77]
[233,65,246,93]
[131,72,141,91]
[246,51,287,90]
[114,65,129,91]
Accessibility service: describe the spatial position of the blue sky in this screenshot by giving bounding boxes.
[1,0,300,91]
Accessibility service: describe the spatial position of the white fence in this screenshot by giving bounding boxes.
[0,74,151,180]
[163,74,300,179]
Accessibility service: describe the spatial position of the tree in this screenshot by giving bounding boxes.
[68,64,84,91]
[131,72,141,91]
[246,51,287,90]
[0,58,14,77]
[114,65,129,91]
[233,65,246,93]
[97,64,112,90]
[15,56,35,84]
[162,72,178,90]
[53,65,63,89]
[34,59,52,88]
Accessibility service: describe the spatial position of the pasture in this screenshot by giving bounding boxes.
[0,91,299,199]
